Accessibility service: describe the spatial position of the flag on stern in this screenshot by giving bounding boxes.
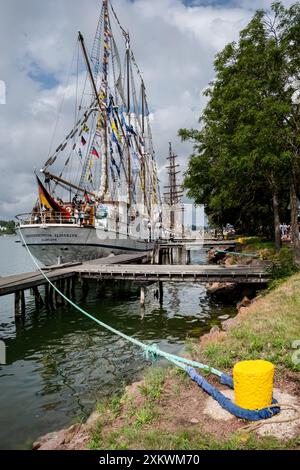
[36,176,68,216]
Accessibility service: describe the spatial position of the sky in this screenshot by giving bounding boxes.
[0,0,295,218]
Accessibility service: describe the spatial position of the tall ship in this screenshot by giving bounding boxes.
[17,0,162,266]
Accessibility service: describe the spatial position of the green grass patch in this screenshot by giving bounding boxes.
[87,423,298,450]
[134,406,157,428]
[138,367,168,402]
[198,272,300,372]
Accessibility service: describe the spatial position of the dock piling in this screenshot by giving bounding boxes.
[32,286,44,309]
[14,290,25,318]
[140,286,146,307]
[71,276,76,299]
[158,281,164,306]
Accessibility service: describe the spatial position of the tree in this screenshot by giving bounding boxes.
[275,2,300,264]
[0,220,16,234]
[180,2,300,262]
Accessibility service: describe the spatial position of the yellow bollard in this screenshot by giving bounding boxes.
[233,360,274,410]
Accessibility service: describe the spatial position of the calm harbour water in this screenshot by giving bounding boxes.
[0,236,235,449]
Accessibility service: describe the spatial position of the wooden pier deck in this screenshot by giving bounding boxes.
[0,252,151,297]
[0,248,270,317]
[77,264,269,284]
[0,258,269,298]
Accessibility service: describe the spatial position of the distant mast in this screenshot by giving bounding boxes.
[164,143,183,239]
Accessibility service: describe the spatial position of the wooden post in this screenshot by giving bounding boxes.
[44,284,49,308]
[158,247,162,265]
[49,284,54,308]
[54,281,60,306]
[159,281,163,307]
[66,277,71,298]
[61,279,65,295]
[140,286,145,307]
[32,286,44,308]
[178,246,183,265]
[96,280,106,297]
[179,246,186,265]
[71,276,76,299]
[15,290,25,318]
[81,279,89,299]
[57,280,65,306]
[15,291,20,317]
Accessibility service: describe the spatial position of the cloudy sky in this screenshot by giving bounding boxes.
[0,0,295,218]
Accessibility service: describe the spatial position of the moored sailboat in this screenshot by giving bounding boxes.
[17,0,162,265]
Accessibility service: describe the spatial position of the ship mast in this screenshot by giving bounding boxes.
[78,31,102,112]
[141,79,147,216]
[77,0,110,199]
[102,0,109,196]
[126,35,132,211]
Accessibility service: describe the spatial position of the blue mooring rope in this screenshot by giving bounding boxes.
[18,229,280,421]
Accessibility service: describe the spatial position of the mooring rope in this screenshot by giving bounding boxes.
[18,229,222,376]
[18,229,300,427]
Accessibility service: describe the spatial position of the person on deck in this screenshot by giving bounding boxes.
[79,210,85,227]
[74,208,79,225]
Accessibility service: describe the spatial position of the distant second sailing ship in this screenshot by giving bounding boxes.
[17,0,162,265]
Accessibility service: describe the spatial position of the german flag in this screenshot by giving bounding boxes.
[36,176,67,215]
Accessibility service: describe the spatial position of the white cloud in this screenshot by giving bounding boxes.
[0,0,293,217]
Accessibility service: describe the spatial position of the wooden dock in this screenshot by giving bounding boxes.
[0,252,151,297]
[77,263,269,283]
[0,249,270,317]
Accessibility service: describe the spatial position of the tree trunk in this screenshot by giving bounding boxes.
[290,179,300,267]
[272,191,281,252]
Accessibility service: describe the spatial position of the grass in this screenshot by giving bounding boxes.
[195,272,300,372]
[88,421,299,450]
[96,394,122,418]
[268,245,298,289]
[86,270,300,451]
[138,367,167,402]
[134,406,157,428]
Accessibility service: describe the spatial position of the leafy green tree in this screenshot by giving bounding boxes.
[0,220,16,234]
[180,2,300,262]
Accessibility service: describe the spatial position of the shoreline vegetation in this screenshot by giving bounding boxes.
[33,241,300,451]
[0,220,16,235]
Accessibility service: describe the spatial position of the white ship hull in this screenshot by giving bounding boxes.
[19,224,154,266]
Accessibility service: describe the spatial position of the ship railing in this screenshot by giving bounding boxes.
[16,212,95,226]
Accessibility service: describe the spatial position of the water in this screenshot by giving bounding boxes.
[0,237,235,449]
